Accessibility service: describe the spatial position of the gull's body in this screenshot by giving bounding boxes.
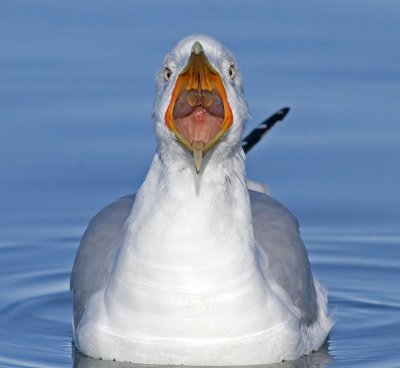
[71,35,332,365]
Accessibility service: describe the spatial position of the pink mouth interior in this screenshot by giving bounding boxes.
[173,89,224,146]
[174,107,223,145]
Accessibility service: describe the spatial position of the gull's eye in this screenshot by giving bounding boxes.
[228,64,235,80]
[164,67,172,82]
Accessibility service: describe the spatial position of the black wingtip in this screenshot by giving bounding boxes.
[279,107,290,116]
[242,106,290,154]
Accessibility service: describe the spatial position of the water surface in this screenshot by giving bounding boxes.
[1,1,400,367]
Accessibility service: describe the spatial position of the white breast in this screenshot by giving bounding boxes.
[74,153,314,365]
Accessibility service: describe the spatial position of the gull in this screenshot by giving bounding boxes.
[70,35,332,365]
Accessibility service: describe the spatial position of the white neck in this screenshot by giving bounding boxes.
[102,147,287,339]
[119,145,255,285]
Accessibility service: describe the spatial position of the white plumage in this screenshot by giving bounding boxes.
[71,35,332,365]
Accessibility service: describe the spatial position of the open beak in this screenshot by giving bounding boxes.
[165,41,233,173]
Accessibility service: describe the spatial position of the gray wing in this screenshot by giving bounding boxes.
[71,190,317,330]
[70,195,135,331]
[250,190,317,325]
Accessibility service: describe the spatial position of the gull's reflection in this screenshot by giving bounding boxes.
[73,340,333,368]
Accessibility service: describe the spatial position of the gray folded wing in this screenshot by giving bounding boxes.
[250,190,317,325]
[70,195,135,331]
[71,190,317,331]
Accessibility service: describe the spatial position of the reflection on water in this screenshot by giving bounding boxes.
[72,343,332,368]
[1,1,400,367]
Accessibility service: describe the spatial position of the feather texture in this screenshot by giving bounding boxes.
[71,35,331,365]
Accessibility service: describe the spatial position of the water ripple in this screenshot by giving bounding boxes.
[1,230,399,367]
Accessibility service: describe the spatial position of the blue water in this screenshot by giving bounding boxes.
[1,1,400,367]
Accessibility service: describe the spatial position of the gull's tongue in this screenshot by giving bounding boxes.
[192,140,204,174]
[174,106,223,147]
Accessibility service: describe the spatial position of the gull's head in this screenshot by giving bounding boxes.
[153,35,249,173]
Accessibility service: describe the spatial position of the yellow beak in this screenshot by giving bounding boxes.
[165,41,233,173]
